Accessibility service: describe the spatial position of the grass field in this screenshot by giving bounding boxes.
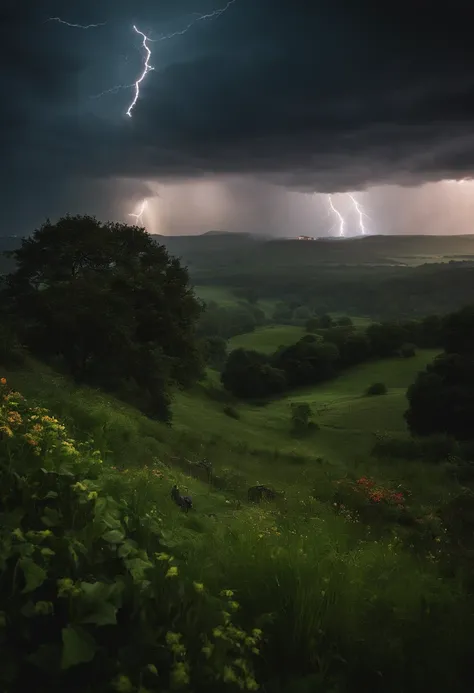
[194,284,277,317]
[228,324,306,353]
[2,349,440,501]
[2,347,470,692]
[172,350,443,493]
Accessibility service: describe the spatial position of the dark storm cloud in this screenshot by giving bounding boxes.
[2,0,474,232]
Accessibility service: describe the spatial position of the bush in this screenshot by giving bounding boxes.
[0,379,261,693]
[290,402,317,436]
[366,382,387,396]
[223,404,240,419]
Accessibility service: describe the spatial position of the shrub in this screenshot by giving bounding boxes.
[223,404,240,419]
[290,402,317,436]
[0,379,261,693]
[366,382,387,396]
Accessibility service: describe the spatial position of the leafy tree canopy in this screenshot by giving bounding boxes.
[4,215,202,420]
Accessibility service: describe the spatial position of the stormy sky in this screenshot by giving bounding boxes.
[3,0,474,237]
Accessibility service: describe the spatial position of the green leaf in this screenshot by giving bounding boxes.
[80,601,118,626]
[41,507,61,527]
[20,558,47,594]
[125,557,153,582]
[103,529,125,544]
[117,539,138,558]
[61,625,97,669]
[43,491,58,500]
[78,580,123,626]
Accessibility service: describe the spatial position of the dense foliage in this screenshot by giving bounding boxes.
[3,216,202,420]
[406,306,474,440]
[0,380,261,692]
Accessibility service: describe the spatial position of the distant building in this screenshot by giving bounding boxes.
[296,235,315,241]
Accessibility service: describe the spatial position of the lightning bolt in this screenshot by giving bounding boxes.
[348,193,370,235]
[327,195,345,237]
[129,199,148,225]
[126,26,154,117]
[125,2,238,117]
[152,0,237,41]
[45,17,106,29]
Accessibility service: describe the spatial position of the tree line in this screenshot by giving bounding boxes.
[220,315,444,399]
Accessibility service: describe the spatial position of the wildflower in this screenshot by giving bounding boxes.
[220,589,234,598]
[166,632,181,646]
[193,581,204,594]
[252,628,262,638]
[112,675,133,693]
[0,377,6,385]
[147,664,158,676]
[34,601,54,616]
[7,411,22,426]
[57,578,75,597]
[170,662,189,688]
[87,491,98,501]
[0,425,13,438]
[223,666,238,683]
[72,482,87,492]
[229,600,240,612]
[12,528,24,541]
[245,676,259,690]
[156,552,171,561]
[166,566,178,578]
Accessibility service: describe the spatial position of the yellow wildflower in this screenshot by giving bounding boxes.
[0,377,6,385]
[34,601,54,616]
[220,589,234,598]
[193,581,204,593]
[112,675,133,693]
[166,566,178,578]
[223,666,238,683]
[170,662,189,688]
[0,425,13,438]
[155,552,171,561]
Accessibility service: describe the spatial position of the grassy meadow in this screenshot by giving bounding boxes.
[1,344,471,691]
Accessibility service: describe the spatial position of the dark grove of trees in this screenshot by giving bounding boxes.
[221,314,446,400]
[1,215,203,421]
[406,306,474,441]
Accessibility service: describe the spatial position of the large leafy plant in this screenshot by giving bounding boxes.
[0,380,261,692]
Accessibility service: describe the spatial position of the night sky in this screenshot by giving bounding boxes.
[3,0,474,237]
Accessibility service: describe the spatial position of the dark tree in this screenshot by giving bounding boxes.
[405,353,474,440]
[336,316,353,327]
[318,314,333,329]
[4,215,202,420]
[202,336,228,370]
[366,322,405,357]
[273,338,339,387]
[442,305,474,354]
[339,332,371,368]
[221,348,286,398]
